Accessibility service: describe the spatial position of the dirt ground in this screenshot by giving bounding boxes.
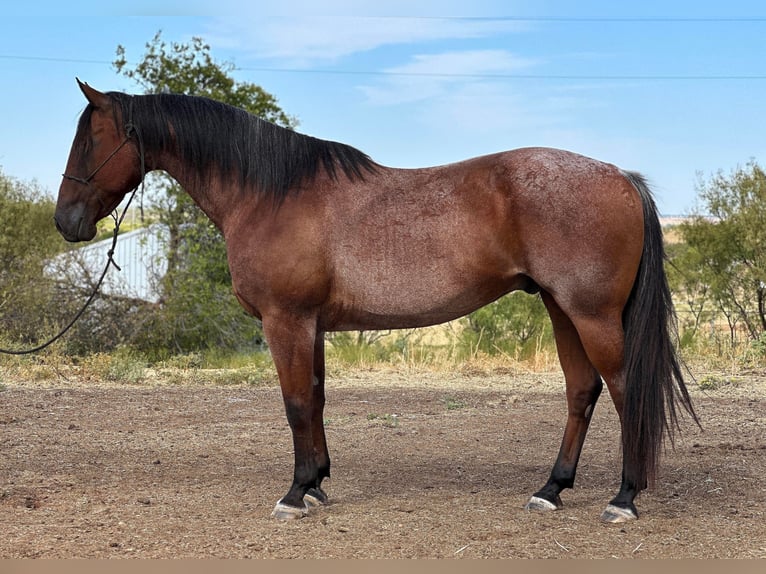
[0,366,764,559]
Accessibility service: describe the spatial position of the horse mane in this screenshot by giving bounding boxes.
[102,91,378,201]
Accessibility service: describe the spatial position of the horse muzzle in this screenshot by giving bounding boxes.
[53,207,97,242]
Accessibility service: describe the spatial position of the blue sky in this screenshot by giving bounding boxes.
[2,1,766,215]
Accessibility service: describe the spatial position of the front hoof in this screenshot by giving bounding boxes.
[271,499,308,520]
[304,487,328,508]
[525,495,561,512]
[600,504,638,523]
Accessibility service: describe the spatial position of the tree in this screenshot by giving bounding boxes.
[665,239,713,345]
[675,161,766,345]
[113,32,296,354]
[0,170,64,344]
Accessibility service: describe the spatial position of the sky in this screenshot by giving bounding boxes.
[2,1,766,215]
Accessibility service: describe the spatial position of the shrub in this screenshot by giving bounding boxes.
[461,292,553,359]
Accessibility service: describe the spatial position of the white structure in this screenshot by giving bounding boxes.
[46,224,168,303]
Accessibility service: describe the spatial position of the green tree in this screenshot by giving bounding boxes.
[113,32,296,354]
[676,161,766,344]
[665,239,713,345]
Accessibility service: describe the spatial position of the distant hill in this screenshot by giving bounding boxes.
[660,216,690,227]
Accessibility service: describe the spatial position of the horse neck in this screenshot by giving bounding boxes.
[152,152,239,231]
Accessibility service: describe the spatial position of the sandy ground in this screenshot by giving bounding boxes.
[0,367,764,558]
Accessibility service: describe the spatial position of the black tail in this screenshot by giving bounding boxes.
[620,171,698,489]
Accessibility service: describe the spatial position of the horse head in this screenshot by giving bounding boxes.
[54,80,144,242]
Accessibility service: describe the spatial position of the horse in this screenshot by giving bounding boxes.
[54,80,697,523]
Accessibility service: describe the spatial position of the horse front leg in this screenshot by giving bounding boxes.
[263,313,323,520]
[304,331,331,508]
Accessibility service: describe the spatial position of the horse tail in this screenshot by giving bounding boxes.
[620,171,698,489]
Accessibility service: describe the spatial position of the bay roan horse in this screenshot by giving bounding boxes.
[55,80,697,523]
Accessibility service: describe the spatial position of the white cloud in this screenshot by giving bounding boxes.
[205,13,527,66]
[359,49,538,106]
[385,49,536,77]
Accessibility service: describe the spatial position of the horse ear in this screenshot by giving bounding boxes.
[77,78,111,109]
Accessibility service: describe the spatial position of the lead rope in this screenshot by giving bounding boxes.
[0,118,146,356]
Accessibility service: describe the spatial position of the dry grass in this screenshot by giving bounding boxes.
[1,315,761,393]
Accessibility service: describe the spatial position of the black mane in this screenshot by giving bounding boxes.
[103,91,377,201]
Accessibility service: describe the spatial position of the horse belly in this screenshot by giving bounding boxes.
[327,246,515,331]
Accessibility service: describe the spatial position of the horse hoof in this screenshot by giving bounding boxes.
[271,499,308,520]
[304,487,328,508]
[525,495,561,512]
[600,504,638,523]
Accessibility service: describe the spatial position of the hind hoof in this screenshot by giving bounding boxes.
[304,487,328,508]
[600,504,638,523]
[525,495,561,512]
[271,499,308,520]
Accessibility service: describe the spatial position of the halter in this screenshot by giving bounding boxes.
[61,131,135,186]
[62,96,142,187]
[58,95,147,262]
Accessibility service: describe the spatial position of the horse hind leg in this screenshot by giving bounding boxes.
[567,312,641,523]
[525,292,603,513]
